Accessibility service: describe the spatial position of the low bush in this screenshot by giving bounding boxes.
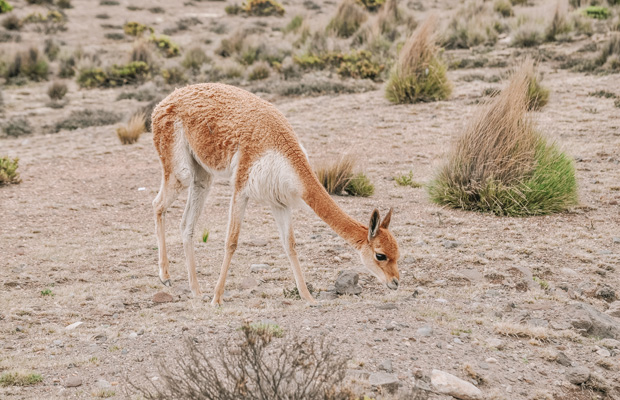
[594,34,620,70]
[134,323,353,400]
[356,0,384,12]
[345,172,374,196]
[394,170,422,187]
[442,0,500,49]
[116,112,145,144]
[545,2,572,42]
[77,61,151,88]
[116,88,157,101]
[512,23,543,47]
[315,155,354,195]
[584,6,609,20]
[100,0,119,5]
[248,62,270,80]
[161,66,187,84]
[293,50,384,80]
[0,0,13,13]
[123,21,153,37]
[243,0,285,16]
[57,0,72,8]
[2,14,21,30]
[0,157,21,186]
[386,17,452,103]
[427,60,577,216]
[4,47,49,82]
[105,32,125,40]
[59,55,76,78]
[150,35,180,58]
[276,77,376,96]
[217,31,245,57]
[182,47,210,71]
[21,10,67,34]
[225,4,243,15]
[0,371,42,386]
[3,118,32,137]
[47,81,68,100]
[53,109,122,132]
[527,74,549,111]
[327,0,367,38]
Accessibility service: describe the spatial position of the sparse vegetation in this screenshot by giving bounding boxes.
[0,372,42,386]
[493,0,513,17]
[116,112,146,144]
[443,0,500,49]
[512,23,543,47]
[315,155,355,195]
[248,61,270,80]
[54,109,122,132]
[545,2,572,42]
[345,172,375,197]
[243,0,285,16]
[0,0,13,13]
[202,229,209,243]
[327,0,367,38]
[584,6,609,20]
[4,48,49,82]
[41,289,53,296]
[124,21,153,37]
[225,4,243,15]
[134,323,353,400]
[0,157,20,186]
[2,14,21,30]
[47,81,68,101]
[77,61,151,88]
[356,0,384,12]
[182,47,210,72]
[150,35,180,58]
[394,171,422,188]
[427,60,577,216]
[386,17,452,103]
[527,74,549,111]
[162,66,187,84]
[3,118,33,137]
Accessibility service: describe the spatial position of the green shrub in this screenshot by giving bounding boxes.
[182,47,209,71]
[327,0,367,38]
[0,157,20,186]
[427,60,577,216]
[386,18,452,103]
[512,24,543,47]
[0,372,41,386]
[248,61,270,80]
[150,35,180,58]
[345,172,375,197]
[225,4,243,14]
[2,14,21,30]
[356,0,384,11]
[21,10,67,33]
[0,0,13,13]
[243,0,285,16]
[3,118,32,137]
[5,48,49,82]
[394,170,422,187]
[76,67,107,88]
[123,21,153,36]
[527,75,549,111]
[293,50,384,80]
[54,109,122,132]
[77,61,150,88]
[47,81,68,100]
[162,66,187,84]
[59,56,76,78]
[584,6,609,20]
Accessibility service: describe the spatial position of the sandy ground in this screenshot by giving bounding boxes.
[1,0,620,399]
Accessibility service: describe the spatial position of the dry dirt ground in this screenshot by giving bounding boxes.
[1,0,620,399]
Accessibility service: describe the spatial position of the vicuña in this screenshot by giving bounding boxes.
[151,83,400,305]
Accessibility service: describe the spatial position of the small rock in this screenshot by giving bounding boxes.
[599,338,620,349]
[65,321,83,330]
[93,333,107,342]
[485,357,497,364]
[486,338,504,350]
[240,276,258,290]
[596,347,611,357]
[568,302,620,339]
[478,362,490,370]
[64,376,82,388]
[129,332,138,339]
[15,326,24,332]
[605,301,620,317]
[528,318,549,328]
[250,264,270,273]
[334,270,362,295]
[431,369,483,400]
[54,340,64,348]
[613,237,620,244]
[318,290,338,300]
[460,269,483,282]
[442,239,462,249]
[378,359,393,373]
[152,292,174,303]
[416,325,433,337]
[96,379,111,389]
[566,366,590,385]
[436,298,448,304]
[368,372,400,394]
[556,352,572,367]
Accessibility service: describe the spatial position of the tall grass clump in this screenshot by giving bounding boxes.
[443,0,500,49]
[134,323,354,400]
[545,1,572,42]
[116,112,146,144]
[385,17,452,103]
[327,0,367,38]
[427,60,577,216]
[4,48,49,82]
[0,157,21,186]
[315,155,355,195]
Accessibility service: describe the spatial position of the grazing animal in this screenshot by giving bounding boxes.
[151,83,400,305]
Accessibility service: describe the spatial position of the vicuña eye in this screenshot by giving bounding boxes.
[375,253,387,261]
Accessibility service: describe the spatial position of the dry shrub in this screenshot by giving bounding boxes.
[315,155,355,195]
[527,73,549,111]
[512,22,543,47]
[4,47,49,82]
[248,61,270,80]
[2,14,21,30]
[161,66,187,84]
[327,0,367,38]
[428,59,577,216]
[493,322,553,341]
[545,0,572,41]
[131,40,154,65]
[116,112,146,144]
[3,118,32,137]
[385,17,452,103]
[133,323,355,400]
[0,156,20,186]
[47,81,67,100]
[182,47,210,71]
[443,0,500,49]
[54,109,122,132]
[595,33,620,70]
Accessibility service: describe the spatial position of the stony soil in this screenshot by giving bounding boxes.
[1,0,620,399]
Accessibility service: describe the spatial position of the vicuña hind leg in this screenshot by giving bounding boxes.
[153,177,183,286]
[180,170,213,297]
[211,193,249,305]
[271,206,316,304]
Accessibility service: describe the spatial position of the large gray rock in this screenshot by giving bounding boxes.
[568,302,620,339]
[334,270,362,295]
[64,376,83,388]
[566,366,590,385]
[431,369,483,400]
[368,372,399,394]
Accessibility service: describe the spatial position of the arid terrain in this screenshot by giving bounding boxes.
[1,0,620,399]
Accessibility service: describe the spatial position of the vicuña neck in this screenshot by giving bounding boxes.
[297,163,368,249]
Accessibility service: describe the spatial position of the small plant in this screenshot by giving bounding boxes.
[0,0,13,13]
[77,61,151,88]
[248,61,270,80]
[47,81,68,101]
[4,48,49,82]
[512,24,543,47]
[182,47,210,71]
[44,39,60,61]
[394,170,422,188]
[248,322,284,337]
[201,229,209,243]
[150,35,180,58]
[0,372,42,387]
[545,2,572,42]
[149,6,165,13]
[493,0,513,17]
[344,172,374,197]
[615,99,620,108]
[41,289,53,296]
[57,0,72,8]
[527,74,549,111]
[116,112,146,144]
[315,155,355,195]
[123,21,153,36]
[225,4,243,14]
[54,109,122,132]
[0,157,20,186]
[584,6,609,20]
[131,40,153,64]
[3,118,33,137]
[589,90,616,98]
[427,60,578,216]
[162,67,187,84]
[327,0,367,38]
[442,1,500,49]
[284,15,303,33]
[356,0,384,12]
[242,0,285,16]
[386,17,452,103]
[283,284,314,299]
[533,276,549,289]
[2,14,21,30]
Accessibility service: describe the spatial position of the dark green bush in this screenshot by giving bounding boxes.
[584,6,609,19]
[123,21,153,36]
[345,172,375,196]
[0,0,13,13]
[53,109,122,132]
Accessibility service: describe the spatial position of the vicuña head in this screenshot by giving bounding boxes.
[151,83,400,305]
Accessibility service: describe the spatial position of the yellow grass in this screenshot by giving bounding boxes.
[116,112,146,145]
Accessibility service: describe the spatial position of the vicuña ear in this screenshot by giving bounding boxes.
[368,209,380,241]
[381,208,393,229]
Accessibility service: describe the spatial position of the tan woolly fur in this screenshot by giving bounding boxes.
[151,83,400,305]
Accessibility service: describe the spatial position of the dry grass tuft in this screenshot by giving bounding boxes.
[545,0,572,42]
[315,155,355,195]
[116,112,146,144]
[0,371,42,386]
[493,322,553,341]
[443,0,500,49]
[327,0,367,38]
[427,59,577,216]
[133,323,355,400]
[385,17,452,103]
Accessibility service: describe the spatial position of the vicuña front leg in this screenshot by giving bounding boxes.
[272,206,316,304]
[212,194,249,305]
[153,178,183,287]
[180,175,212,297]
